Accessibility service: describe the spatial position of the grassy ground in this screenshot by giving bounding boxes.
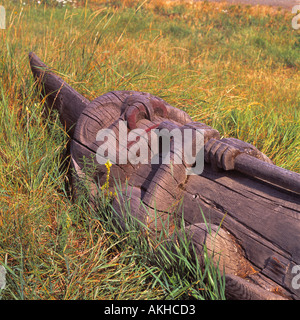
[0,0,299,300]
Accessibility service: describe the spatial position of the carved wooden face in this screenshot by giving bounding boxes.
[69,90,276,236]
[70,90,224,183]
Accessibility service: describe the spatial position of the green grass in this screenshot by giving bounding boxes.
[0,0,299,300]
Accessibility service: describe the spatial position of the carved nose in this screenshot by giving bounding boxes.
[125,103,151,130]
[124,95,168,130]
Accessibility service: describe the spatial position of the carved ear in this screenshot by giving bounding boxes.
[29,52,90,136]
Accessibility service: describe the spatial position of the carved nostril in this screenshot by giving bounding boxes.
[150,98,168,118]
[123,96,169,130]
[125,104,149,130]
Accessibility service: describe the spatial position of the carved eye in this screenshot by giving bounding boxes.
[192,194,199,199]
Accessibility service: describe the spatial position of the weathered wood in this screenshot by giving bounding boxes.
[185,224,289,300]
[182,168,300,299]
[184,223,254,277]
[29,52,90,136]
[29,52,300,300]
[235,154,300,194]
[224,274,287,300]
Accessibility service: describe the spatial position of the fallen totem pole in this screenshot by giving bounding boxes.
[29,52,300,300]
